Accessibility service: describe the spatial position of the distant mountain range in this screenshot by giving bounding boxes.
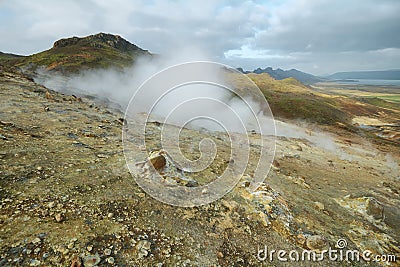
[237,67,400,85]
[328,70,400,80]
[1,33,398,84]
[237,67,325,84]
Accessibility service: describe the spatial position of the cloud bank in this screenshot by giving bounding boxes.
[1,0,399,74]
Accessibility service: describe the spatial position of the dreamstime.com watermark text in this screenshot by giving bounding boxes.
[257,239,397,263]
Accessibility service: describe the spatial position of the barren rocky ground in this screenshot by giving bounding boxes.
[1,69,399,266]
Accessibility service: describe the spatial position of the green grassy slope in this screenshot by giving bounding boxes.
[246,73,399,127]
[0,52,24,60]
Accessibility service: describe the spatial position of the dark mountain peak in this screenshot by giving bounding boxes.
[288,68,300,73]
[253,67,264,74]
[53,32,148,54]
[236,67,246,73]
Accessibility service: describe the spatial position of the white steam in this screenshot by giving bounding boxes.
[385,154,399,173]
[34,50,275,135]
[275,120,338,151]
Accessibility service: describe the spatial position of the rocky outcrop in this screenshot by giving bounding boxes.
[53,32,149,54]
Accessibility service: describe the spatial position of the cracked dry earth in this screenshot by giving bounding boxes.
[0,69,399,266]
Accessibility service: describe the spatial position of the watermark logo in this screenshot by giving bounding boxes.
[335,238,347,249]
[257,238,397,263]
[122,61,276,207]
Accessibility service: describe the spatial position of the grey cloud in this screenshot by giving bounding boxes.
[0,0,267,55]
[0,0,398,74]
[254,0,400,53]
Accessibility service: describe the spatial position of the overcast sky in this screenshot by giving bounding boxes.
[1,0,399,75]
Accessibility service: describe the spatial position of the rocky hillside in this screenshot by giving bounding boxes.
[0,67,399,266]
[229,72,400,144]
[1,34,399,266]
[2,33,151,73]
[52,33,147,54]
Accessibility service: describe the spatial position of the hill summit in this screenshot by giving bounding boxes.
[4,33,151,73]
[53,32,148,54]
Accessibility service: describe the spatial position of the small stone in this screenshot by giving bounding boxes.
[34,248,41,254]
[314,201,324,211]
[83,254,100,267]
[291,145,302,151]
[104,248,112,256]
[137,240,152,259]
[67,243,74,249]
[55,213,64,222]
[141,240,151,251]
[242,181,250,188]
[296,234,306,245]
[37,166,43,171]
[106,257,115,264]
[86,245,93,252]
[164,177,178,186]
[48,202,55,208]
[217,251,224,258]
[306,235,328,251]
[60,248,69,255]
[70,256,82,267]
[149,154,166,170]
[366,198,384,220]
[29,259,41,266]
[185,180,198,187]
[32,237,41,245]
[272,160,280,168]
[107,213,113,218]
